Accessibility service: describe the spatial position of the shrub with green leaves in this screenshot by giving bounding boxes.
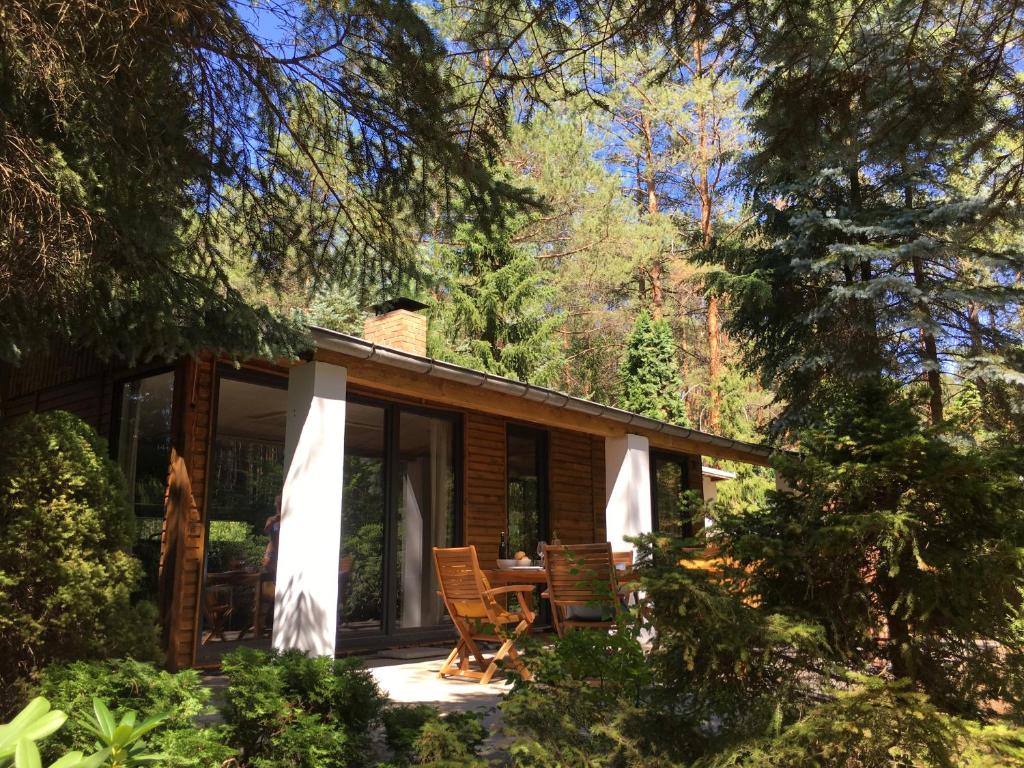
[382,706,486,766]
[0,411,159,709]
[34,659,233,767]
[221,648,386,768]
[715,383,1024,717]
[701,676,1024,768]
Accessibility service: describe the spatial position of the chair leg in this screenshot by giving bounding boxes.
[439,642,463,678]
[480,638,513,684]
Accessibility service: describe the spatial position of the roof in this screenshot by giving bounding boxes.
[309,326,773,466]
[702,466,738,481]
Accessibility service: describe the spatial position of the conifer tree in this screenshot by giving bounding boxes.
[708,0,1024,718]
[426,221,565,387]
[618,311,687,424]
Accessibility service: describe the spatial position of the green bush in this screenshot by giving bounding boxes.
[383,706,485,766]
[0,411,159,709]
[699,676,1024,768]
[36,658,234,767]
[206,520,268,572]
[222,648,387,768]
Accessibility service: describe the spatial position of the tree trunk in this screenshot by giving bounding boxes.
[693,38,721,432]
[905,185,943,423]
[641,111,663,319]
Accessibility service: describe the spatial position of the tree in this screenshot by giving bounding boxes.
[718,0,1024,432]
[706,0,1024,720]
[427,220,566,387]
[618,311,687,423]
[1,0,530,364]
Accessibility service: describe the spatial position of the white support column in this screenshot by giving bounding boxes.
[604,434,652,553]
[273,361,347,657]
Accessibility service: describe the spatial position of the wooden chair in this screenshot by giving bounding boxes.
[433,546,536,684]
[201,584,232,644]
[543,543,624,637]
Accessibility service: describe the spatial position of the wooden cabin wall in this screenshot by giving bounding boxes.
[163,354,215,670]
[549,429,606,545]
[0,342,116,435]
[463,414,639,559]
[464,412,507,563]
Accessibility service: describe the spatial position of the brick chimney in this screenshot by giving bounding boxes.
[362,297,428,356]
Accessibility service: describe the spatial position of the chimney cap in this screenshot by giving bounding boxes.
[370,296,429,316]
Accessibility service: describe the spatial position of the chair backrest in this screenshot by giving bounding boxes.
[543,542,618,608]
[433,546,491,620]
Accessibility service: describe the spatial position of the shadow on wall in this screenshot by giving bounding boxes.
[272,573,334,655]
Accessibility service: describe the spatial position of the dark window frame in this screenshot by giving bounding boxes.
[343,392,465,644]
[650,450,694,537]
[505,424,549,553]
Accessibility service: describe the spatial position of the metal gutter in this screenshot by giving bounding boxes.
[309,326,773,463]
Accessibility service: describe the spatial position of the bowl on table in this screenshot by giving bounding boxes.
[497,559,520,570]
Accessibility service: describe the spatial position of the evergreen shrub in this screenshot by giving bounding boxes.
[221,648,387,768]
[0,411,159,708]
[383,705,486,766]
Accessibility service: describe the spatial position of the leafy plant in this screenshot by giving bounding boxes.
[0,698,79,768]
[76,700,166,768]
[36,660,233,768]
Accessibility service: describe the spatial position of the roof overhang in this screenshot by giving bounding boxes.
[702,466,738,482]
[308,326,774,466]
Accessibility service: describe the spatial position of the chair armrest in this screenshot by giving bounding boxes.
[483,585,536,597]
[482,585,537,624]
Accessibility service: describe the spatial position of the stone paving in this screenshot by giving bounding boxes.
[364,650,514,761]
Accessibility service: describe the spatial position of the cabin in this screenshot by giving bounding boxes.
[0,300,771,670]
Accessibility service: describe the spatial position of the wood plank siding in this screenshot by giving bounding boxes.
[0,342,117,434]
[464,413,507,562]
[549,429,606,544]
[165,354,215,670]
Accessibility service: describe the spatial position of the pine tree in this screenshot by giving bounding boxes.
[618,311,687,424]
[426,221,566,387]
[0,0,532,364]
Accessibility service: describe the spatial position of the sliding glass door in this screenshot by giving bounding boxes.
[339,398,459,645]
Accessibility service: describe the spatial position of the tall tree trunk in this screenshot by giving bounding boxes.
[693,37,721,433]
[905,185,944,423]
[641,112,663,319]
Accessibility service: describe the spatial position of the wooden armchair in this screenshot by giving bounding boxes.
[433,546,535,684]
[543,543,624,637]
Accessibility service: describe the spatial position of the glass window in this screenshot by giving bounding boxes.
[339,402,387,638]
[507,427,547,558]
[338,400,459,642]
[651,453,698,536]
[395,411,455,629]
[116,371,175,601]
[197,375,286,663]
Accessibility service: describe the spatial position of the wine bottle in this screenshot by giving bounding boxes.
[499,531,507,560]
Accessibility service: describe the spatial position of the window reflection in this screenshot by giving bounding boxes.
[339,402,386,637]
[116,371,175,602]
[507,427,546,558]
[652,454,697,536]
[395,412,455,629]
[197,375,286,663]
